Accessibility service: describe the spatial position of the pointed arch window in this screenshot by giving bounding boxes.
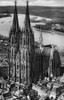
[11,35,14,45]
[24,39,25,45]
[23,50,25,61]
[28,37,29,44]
[11,48,13,57]
[17,65,19,69]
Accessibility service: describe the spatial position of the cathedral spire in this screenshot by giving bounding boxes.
[12,0,19,31]
[24,0,31,29]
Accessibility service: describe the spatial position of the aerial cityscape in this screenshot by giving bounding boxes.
[0,0,64,100]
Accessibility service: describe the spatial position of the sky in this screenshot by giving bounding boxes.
[0,0,64,7]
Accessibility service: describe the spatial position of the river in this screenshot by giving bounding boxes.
[0,14,64,48]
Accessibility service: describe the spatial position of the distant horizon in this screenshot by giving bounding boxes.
[0,0,64,7]
[0,5,64,8]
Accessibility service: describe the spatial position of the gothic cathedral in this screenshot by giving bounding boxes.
[9,1,35,85]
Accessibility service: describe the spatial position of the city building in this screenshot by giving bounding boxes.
[9,1,35,85]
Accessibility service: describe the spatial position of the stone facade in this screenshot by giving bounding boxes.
[9,1,35,85]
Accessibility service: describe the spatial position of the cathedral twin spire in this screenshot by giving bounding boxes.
[12,0,30,32]
[10,0,32,46]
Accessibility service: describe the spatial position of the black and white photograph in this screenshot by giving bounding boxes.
[0,0,64,100]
